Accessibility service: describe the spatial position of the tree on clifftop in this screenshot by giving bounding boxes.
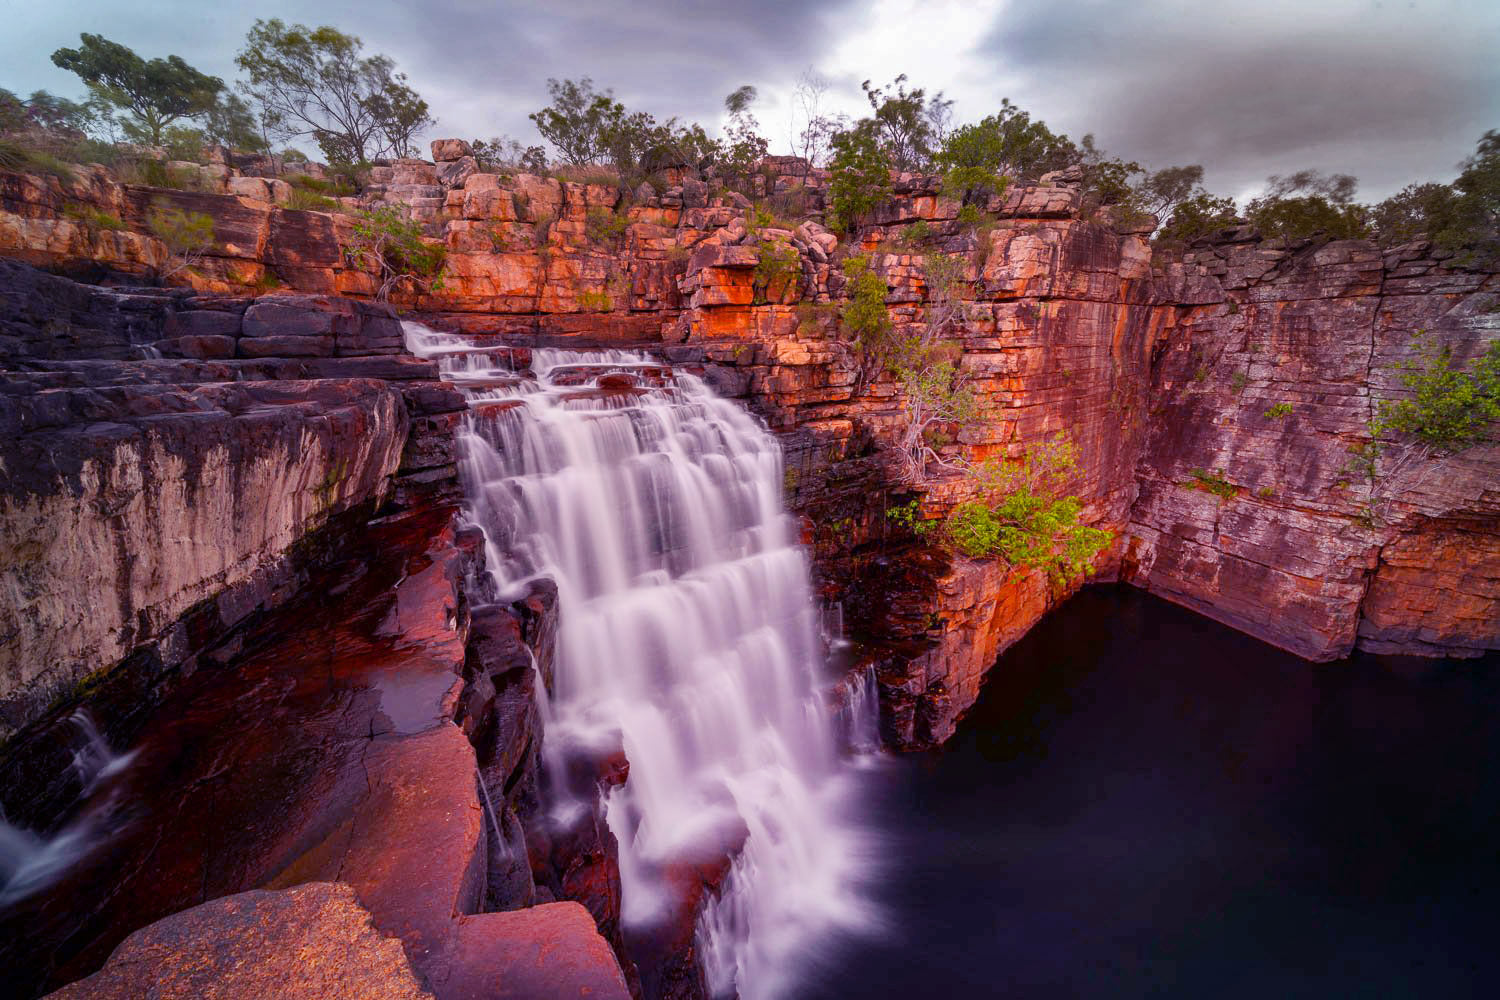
[235,19,434,163]
[51,34,222,146]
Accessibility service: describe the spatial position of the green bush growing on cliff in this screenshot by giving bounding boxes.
[1264,402,1295,420]
[837,254,895,396]
[342,204,447,304]
[885,498,935,538]
[944,434,1112,582]
[753,237,800,303]
[585,206,629,244]
[827,122,892,233]
[147,203,215,279]
[1375,336,1500,450]
[1186,467,1238,499]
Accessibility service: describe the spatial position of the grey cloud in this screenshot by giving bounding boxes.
[977,0,1500,199]
[5,0,1496,199]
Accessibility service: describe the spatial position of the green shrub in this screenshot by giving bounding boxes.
[122,158,210,191]
[895,218,932,247]
[753,237,800,302]
[1375,336,1500,450]
[1229,371,1248,393]
[0,137,76,179]
[285,187,338,212]
[827,122,891,232]
[885,498,934,538]
[1264,402,1294,419]
[62,202,124,232]
[1186,467,1237,499]
[577,288,612,311]
[147,204,215,278]
[342,205,447,303]
[945,434,1112,581]
[585,206,629,243]
[289,172,356,197]
[838,254,895,395]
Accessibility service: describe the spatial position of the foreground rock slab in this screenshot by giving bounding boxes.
[45,882,432,1000]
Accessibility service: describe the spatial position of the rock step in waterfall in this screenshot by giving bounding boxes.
[404,322,882,999]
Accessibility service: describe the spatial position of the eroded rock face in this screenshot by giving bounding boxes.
[0,376,407,739]
[43,882,432,1000]
[1124,237,1500,660]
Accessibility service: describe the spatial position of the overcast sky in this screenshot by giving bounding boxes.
[5,0,1497,201]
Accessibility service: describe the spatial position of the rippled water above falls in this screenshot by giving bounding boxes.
[405,325,882,998]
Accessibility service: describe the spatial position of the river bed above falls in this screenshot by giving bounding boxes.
[794,585,1500,999]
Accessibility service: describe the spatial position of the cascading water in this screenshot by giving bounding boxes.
[405,323,881,998]
[0,710,136,908]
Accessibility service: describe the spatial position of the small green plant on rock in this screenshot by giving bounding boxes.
[944,434,1113,582]
[837,254,896,396]
[1186,467,1237,499]
[753,236,800,303]
[1264,402,1294,419]
[577,288,612,311]
[1376,335,1500,451]
[585,205,629,244]
[885,498,934,538]
[147,204,215,279]
[342,205,447,304]
[1229,371,1249,393]
[63,202,124,233]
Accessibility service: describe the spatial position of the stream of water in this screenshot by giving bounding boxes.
[404,324,882,999]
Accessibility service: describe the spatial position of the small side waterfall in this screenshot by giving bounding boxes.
[406,324,880,998]
[0,710,136,908]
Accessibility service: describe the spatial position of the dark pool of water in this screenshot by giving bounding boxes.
[797,585,1500,999]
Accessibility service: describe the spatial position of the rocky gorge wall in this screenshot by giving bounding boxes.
[1,139,1497,997]
[4,142,1497,752]
[1124,234,1500,660]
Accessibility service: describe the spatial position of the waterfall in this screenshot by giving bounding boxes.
[405,323,880,998]
[0,710,136,908]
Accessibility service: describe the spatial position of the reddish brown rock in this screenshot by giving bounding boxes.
[44,883,432,1000]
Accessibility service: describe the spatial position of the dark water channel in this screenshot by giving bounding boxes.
[799,585,1500,999]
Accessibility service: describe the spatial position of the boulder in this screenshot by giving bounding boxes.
[430,139,474,163]
[44,883,431,1000]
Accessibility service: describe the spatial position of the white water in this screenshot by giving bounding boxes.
[0,710,137,908]
[405,323,881,998]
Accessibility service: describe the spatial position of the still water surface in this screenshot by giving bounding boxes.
[798,586,1500,999]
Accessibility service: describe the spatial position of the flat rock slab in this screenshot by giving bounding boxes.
[433,903,631,1000]
[45,882,431,1000]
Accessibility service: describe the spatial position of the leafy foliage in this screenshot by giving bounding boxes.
[147,204,215,278]
[946,434,1112,581]
[753,236,800,303]
[837,254,895,396]
[826,122,891,231]
[1376,336,1500,450]
[585,206,629,244]
[1156,190,1239,246]
[934,99,1075,193]
[342,205,447,304]
[1246,170,1369,241]
[1264,402,1295,419]
[1186,468,1238,499]
[859,74,950,172]
[471,134,547,173]
[236,19,434,163]
[885,498,935,538]
[51,34,222,146]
